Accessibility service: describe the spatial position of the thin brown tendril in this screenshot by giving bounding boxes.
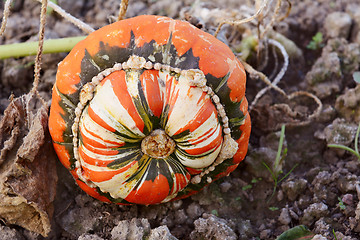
[287,91,322,126]
[260,0,282,39]
[277,0,291,22]
[239,58,286,96]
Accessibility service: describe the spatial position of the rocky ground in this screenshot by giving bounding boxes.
[1,0,360,239]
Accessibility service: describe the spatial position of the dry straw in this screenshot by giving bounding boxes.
[0,0,13,36]
[117,0,129,21]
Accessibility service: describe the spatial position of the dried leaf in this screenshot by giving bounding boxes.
[0,92,58,237]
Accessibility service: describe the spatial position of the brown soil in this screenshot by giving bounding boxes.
[1,0,360,239]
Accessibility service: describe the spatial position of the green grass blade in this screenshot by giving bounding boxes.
[262,161,276,180]
[355,122,360,155]
[279,164,298,183]
[274,125,286,173]
[328,144,360,160]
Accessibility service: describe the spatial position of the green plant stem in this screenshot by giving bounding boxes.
[274,124,286,171]
[328,144,360,160]
[333,229,338,240]
[355,121,360,155]
[0,36,86,59]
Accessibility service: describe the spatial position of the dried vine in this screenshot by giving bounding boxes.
[35,0,94,34]
[32,0,48,96]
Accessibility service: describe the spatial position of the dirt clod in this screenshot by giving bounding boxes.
[312,234,328,240]
[186,202,203,219]
[78,234,104,240]
[148,225,178,240]
[0,225,25,240]
[324,12,352,38]
[278,207,291,225]
[190,214,237,240]
[301,203,329,226]
[323,118,358,148]
[111,218,150,240]
[335,84,360,122]
[306,50,342,99]
[281,178,308,201]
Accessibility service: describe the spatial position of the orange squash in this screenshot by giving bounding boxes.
[49,15,251,205]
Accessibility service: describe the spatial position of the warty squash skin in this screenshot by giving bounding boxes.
[48,15,251,205]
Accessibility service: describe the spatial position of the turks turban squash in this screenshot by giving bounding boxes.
[49,15,251,205]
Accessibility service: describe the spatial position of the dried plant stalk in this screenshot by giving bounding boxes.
[117,0,129,21]
[260,0,282,39]
[32,0,48,97]
[239,58,286,96]
[277,0,291,22]
[0,0,13,36]
[286,91,323,126]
